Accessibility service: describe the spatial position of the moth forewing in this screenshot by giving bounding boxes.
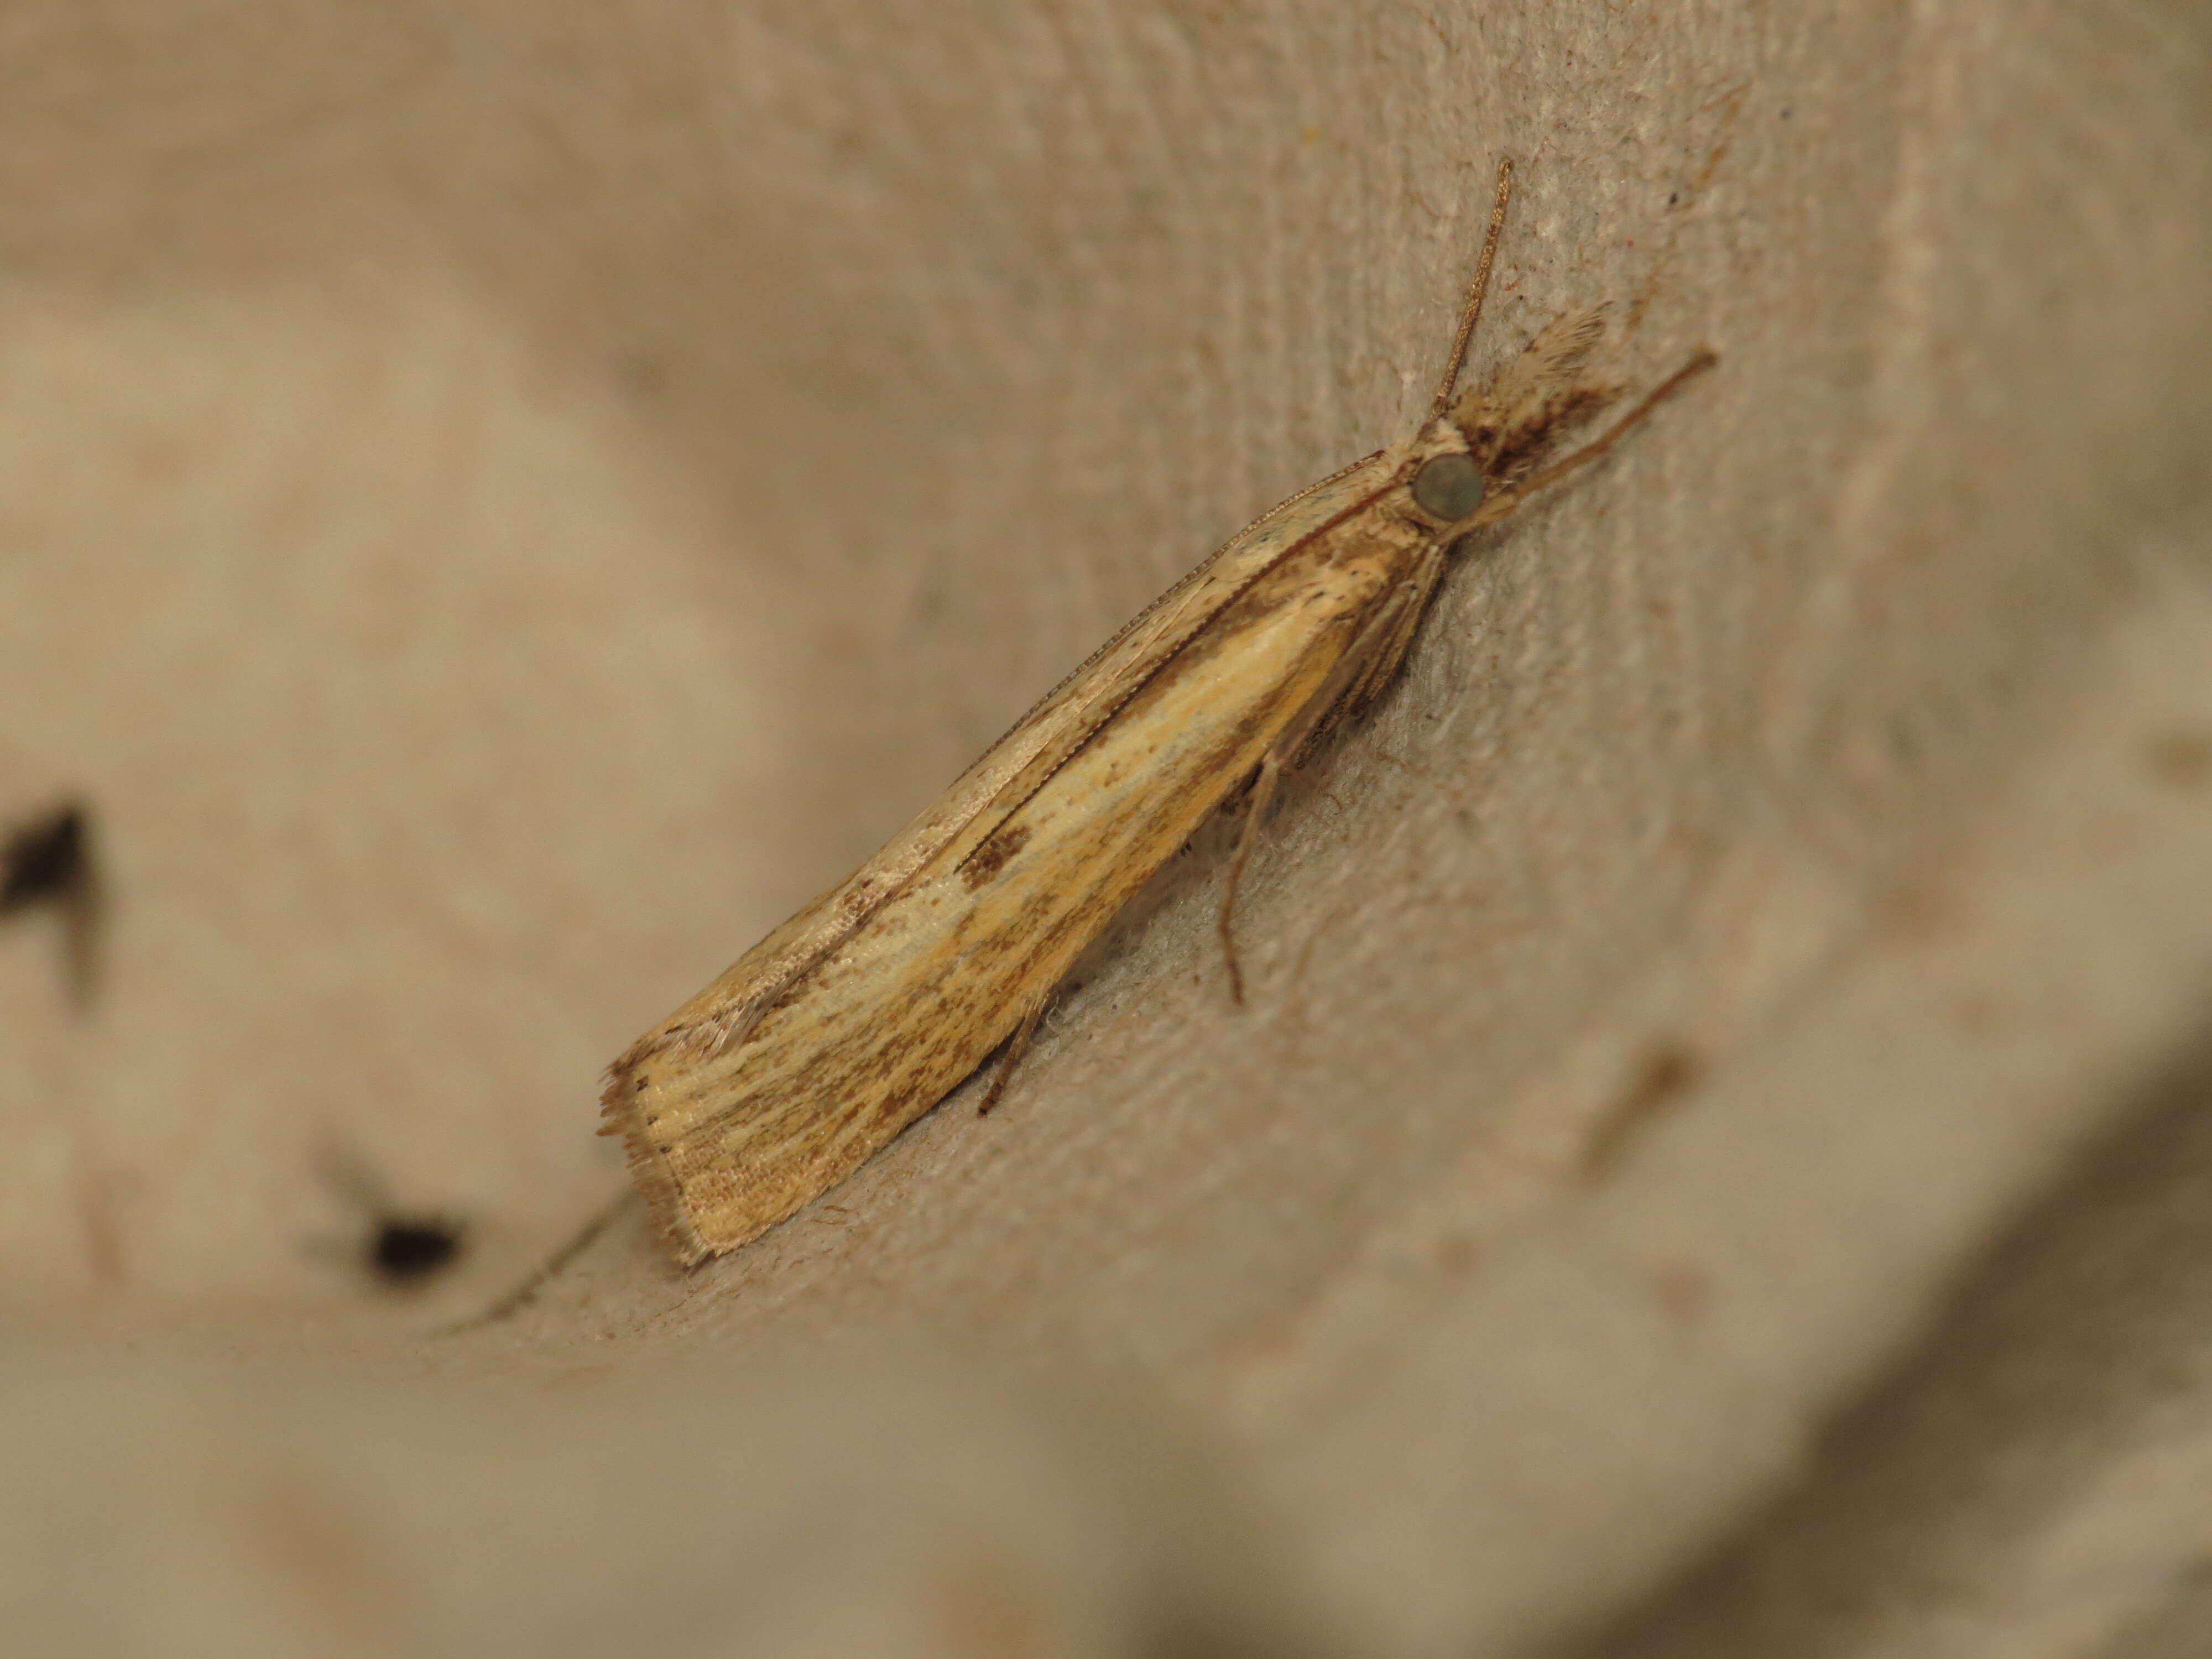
[607,464,1426,1262]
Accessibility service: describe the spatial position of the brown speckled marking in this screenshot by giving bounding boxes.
[960,823,1031,891]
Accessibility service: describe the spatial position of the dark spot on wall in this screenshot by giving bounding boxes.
[368,1216,463,1285]
[1432,1232,1479,1274]
[2142,727,2212,790]
[1584,1040,1705,1176]
[1,804,87,910]
[2,801,103,1006]
[1648,1259,1715,1327]
[1872,869,1964,947]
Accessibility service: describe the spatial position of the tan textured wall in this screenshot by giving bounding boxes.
[1,4,2208,1656]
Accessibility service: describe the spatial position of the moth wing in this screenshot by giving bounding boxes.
[608,446,1401,1073]
[620,529,1415,1260]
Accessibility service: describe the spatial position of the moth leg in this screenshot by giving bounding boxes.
[1217,556,1444,1004]
[1217,757,1284,1006]
[977,989,1052,1116]
[1338,546,1448,726]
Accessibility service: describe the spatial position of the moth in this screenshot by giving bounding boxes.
[603,160,1715,1265]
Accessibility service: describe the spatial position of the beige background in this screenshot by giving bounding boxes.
[2,3,2209,1656]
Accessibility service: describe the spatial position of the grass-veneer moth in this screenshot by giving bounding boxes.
[603,159,1715,1265]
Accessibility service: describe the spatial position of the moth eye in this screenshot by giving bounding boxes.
[1410,452,1486,520]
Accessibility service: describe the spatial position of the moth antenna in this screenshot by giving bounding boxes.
[1427,158,1514,420]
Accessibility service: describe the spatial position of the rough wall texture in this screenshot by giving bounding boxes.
[1,4,2208,1656]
